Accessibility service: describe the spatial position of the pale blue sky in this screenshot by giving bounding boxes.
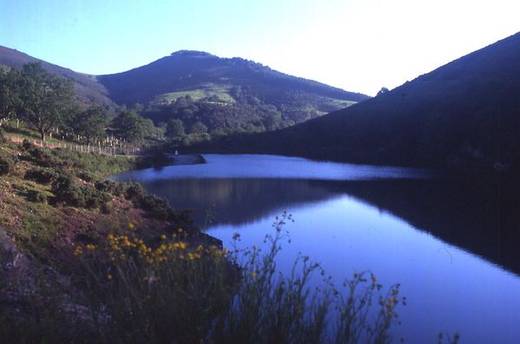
[1,0,519,95]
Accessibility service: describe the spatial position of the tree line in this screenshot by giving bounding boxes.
[0,63,160,146]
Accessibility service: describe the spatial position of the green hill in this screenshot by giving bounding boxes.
[97,50,368,134]
[1,47,367,136]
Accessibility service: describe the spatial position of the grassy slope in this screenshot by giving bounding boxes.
[153,83,236,105]
[0,134,196,267]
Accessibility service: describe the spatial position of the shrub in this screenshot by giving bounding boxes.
[124,182,145,201]
[51,175,85,207]
[95,180,125,196]
[0,158,10,176]
[138,194,175,220]
[70,221,404,343]
[77,171,95,183]
[24,168,58,184]
[24,147,58,168]
[52,174,111,209]
[84,189,111,209]
[27,190,47,203]
[21,139,33,151]
[100,201,113,214]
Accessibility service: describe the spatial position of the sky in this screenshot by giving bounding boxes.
[0,0,519,95]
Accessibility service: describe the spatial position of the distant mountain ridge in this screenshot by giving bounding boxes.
[98,50,367,106]
[0,46,368,133]
[206,32,520,171]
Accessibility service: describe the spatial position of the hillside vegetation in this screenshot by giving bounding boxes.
[98,50,368,136]
[0,47,367,140]
[0,46,115,109]
[201,32,520,172]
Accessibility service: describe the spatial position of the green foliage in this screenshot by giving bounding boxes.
[21,146,59,168]
[18,63,76,141]
[154,83,236,105]
[50,174,109,208]
[190,121,208,134]
[110,110,147,143]
[47,147,134,178]
[165,118,185,139]
[95,180,126,196]
[0,68,22,121]
[26,189,48,203]
[98,51,367,130]
[123,182,146,201]
[69,106,108,144]
[138,194,176,220]
[0,222,404,343]
[24,168,59,184]
[51,174,83,206]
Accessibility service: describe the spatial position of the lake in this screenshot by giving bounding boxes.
[113,154,520,343]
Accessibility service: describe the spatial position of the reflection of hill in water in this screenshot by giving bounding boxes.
[141,178,340,227]
[141,176,520,275]
[331,178,520,276]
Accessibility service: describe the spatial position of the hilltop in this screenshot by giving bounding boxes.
[97,50,368,135]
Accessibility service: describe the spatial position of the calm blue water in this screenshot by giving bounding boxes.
[114,154,520,343]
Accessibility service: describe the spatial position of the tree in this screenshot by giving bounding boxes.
[190,121,208,134]
[139,117,161,140]
[0,68,22,122]
[377,87,390,96]
[110,111,146,143]
[18,63,75,141]
[72,106,107,144]
[165,118,185,139]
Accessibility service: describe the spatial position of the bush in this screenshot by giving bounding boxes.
[100,201,113,214]
[70,222,404,343]
[27,190,47,203]
[124,182,145,201]
[139,194,175,220]
[24,168,58,184]
[84,189,111,209]
[77,171,95,183]
[51,174,85,207]
[23,147,58,168]
[52,174,111,209]
[95,180,125,196]
[21,139,33,151]
[0,158,10,176]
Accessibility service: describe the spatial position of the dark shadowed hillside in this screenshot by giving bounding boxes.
[98,50,369,134]
[204,32,520,171]
[0,46,115,109]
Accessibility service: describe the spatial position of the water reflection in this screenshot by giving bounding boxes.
[121,174,520,276]
[140,178,341,227]
[113,154,520,343]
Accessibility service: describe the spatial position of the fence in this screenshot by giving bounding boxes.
[6,134,142,156]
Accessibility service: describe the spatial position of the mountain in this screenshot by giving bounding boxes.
[98,50,367,107]
[204,32,520,171]
[1,46,368,135]
[0,45,115,109]
[98,50,369,134]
